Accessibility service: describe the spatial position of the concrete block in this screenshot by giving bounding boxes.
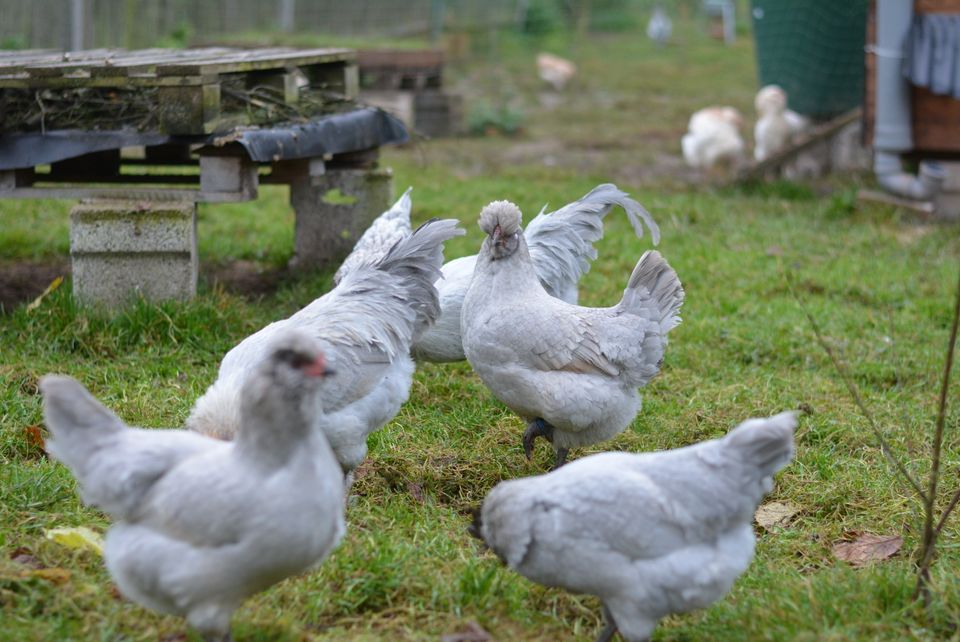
[70,200,198,308]
[289,167,393,270]
[360,90,415,129]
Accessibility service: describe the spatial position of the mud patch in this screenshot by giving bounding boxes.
[0,260,69,312]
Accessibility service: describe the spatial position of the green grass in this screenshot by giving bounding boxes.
[3,19,960,642]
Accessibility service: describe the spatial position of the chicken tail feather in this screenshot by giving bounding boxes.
[619,250,684,334]
[376,217,465,337]
[722,411,797,479]
[40,375,126,479]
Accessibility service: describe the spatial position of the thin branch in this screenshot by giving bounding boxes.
[926,266,960,514]
[786,273,927,502]
[936,482,960,533]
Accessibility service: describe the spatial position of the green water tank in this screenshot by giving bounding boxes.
[751,0,868,119]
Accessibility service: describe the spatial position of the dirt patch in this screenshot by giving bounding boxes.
[202,260,290,299]
[0,259,291,312]
[0,260,70,312]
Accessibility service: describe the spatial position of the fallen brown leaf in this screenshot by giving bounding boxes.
[10,547,44,570]
[754,501,800,531]
[31,567,71,585]
[23,424,46,458]
[441,621,494,642]
[765,245,784,257]
[832,533,903,567]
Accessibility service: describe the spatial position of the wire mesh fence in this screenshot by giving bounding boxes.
[0,0,524,50]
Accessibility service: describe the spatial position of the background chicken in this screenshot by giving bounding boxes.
[537,52,577,91]
[753,84,810,162]
[188,219,464,480]
[42,330,345,642]
[681,106,746,172]
[471,412,797,642]
[412,184,660,363]
[460,201,683,468]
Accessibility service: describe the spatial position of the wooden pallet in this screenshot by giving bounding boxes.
[0,47,358,135]
[357,49,443,92]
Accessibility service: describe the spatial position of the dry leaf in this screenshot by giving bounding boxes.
[441,621,493,642]
[754,501,799,531]
[832,533,903,567]
[23,424,46,459]
[45,526,104,556]
[10,547,44,570]
[26,276,64,312]
[765,245,784,257]
[31,567,71,584]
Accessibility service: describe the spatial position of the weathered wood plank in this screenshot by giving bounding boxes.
[88,48,235,77]
[0,74,212,88]
[158,83,222,134]
[0,184,254,203]
[156,48,354,76]
[0,49,121,75]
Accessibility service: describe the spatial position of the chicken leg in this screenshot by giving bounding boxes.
[522,418,554,460]
[595,605,619,642]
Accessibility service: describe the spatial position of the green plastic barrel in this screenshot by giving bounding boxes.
[751,0,868,119]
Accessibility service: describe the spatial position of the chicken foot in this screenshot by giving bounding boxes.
[522,418,569,469]
[522,418,553,460]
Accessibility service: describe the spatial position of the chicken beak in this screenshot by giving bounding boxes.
[303,355,334,378]
[492,224,502,244]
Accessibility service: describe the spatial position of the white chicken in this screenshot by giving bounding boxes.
[681,106,746,172]
[646,3,672,45]
[334,187,412,284]
[41,330,345,642]
[412,184,660,363]
[460,201,683,468]
[537,52,577,91]
[471,411,797,642]
[754,85,790,161]
[187,218,464,479]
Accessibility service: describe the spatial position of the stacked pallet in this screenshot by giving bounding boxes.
[0,47,358,135]
[357,49,462,137]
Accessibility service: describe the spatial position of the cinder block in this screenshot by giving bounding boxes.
[360,90,415,129]
[289,168,393,270]
[70,200,198,308]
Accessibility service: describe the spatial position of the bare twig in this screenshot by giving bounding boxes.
[916,266,960,604]
[936,482,960,532]
[786,273,927,501]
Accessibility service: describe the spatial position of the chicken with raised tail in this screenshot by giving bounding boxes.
[413,184,660,363]
[470,412,797,642]
[187,218,465,479]
[42,330,345,642]
[461,201,683,468]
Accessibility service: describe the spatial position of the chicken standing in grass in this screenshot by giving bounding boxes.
[413,184,661,363]
[188,218,464,480]
[460,200,683,468]
[471,412,797,642]
[42,330,345,642]
[681,106,746,173]
[753,85,810,162]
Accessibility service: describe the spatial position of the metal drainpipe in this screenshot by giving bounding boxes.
[873,0,945,200]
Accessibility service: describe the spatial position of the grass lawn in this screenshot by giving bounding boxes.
[3,18,960,642]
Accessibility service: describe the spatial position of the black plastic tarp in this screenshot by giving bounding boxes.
[0,107,408,171]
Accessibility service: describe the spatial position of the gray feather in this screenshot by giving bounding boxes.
[526,184,660,302]
[619,250,684,335]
